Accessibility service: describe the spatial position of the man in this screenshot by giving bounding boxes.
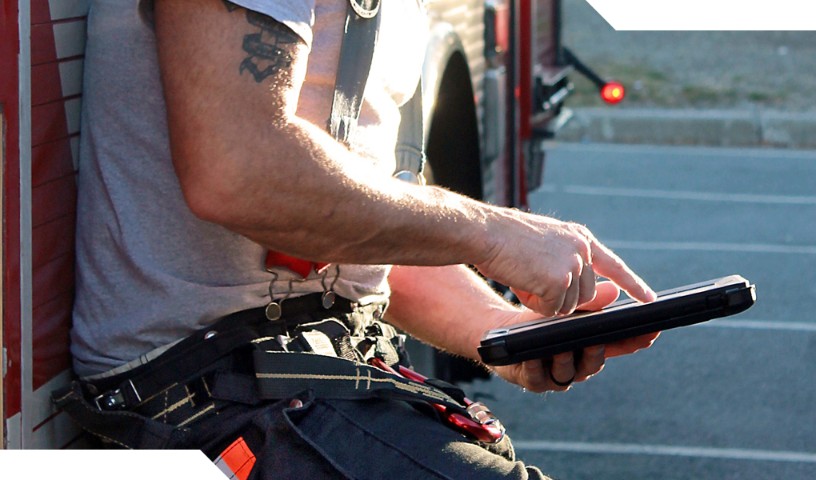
[66,0,658,477]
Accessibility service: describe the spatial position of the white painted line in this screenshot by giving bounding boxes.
[31,411,81,449]
[48,0,90,21]
[64,97,82,134]
[552,141,816,160]
[541,184,816,206]
[53,20,87,59]
[605,240,816,255]
[697,319,816,333]
[19,0,35,450]
[6,412,23,449]
[58,59,83,98]
[512,440,816,463]
[70,135,80,171]
[31,370,73,426]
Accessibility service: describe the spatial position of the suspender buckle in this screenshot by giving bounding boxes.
[94,389,126,410]
[93,379,142,411]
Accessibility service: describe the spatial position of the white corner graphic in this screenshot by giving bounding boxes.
[585,0,816,31]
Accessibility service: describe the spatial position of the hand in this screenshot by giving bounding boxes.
[491,282,660,392]
[475,211,656,317]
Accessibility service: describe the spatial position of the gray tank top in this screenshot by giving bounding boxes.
[71,0,427,376]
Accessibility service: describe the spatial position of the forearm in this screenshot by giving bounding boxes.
[185,115,498,267]
[156,0,498,268]
[385,264,524,360]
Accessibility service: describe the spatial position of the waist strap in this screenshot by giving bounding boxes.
[252,351,467,413]
[58,294,358,412]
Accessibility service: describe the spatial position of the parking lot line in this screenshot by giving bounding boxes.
[539,184,816,205]
[511,440,816,463]
[552,142,816,161]
[604,240,816,255]
[696,319,816,332]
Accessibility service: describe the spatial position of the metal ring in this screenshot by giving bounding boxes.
[349,0,380,19]
[549,370,575,388]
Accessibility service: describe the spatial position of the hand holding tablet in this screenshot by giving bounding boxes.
[479,275,756,366]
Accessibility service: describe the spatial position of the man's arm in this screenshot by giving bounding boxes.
[153,0,654,316]
[386,265,659,392]
[154,0,492,264]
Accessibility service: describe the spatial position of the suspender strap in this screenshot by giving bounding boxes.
[327,0,382,144]
[253,351,467,413]
[265,0,381,278]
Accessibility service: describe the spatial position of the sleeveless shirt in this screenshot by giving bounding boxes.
[71,0,428,375]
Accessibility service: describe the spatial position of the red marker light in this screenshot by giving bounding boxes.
[600,81,625,104]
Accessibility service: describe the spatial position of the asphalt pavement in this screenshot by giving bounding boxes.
[466,142,816,479]
[454,5,816,476]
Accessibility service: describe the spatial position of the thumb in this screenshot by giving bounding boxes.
[577,281,620,311]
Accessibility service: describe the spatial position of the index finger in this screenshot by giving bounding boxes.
[590,240,657,303]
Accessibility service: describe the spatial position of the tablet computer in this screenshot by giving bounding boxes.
[478,274,756,366]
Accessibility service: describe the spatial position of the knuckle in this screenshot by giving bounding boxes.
[553,352,574,367]
[562,271,574,289]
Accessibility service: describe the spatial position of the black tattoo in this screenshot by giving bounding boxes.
[222,0,238,12]
[232,10,301,83]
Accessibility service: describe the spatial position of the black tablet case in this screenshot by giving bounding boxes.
[478,275,756,366]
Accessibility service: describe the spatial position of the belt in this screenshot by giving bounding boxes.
[53,294,506,449]
[75,293,362,412]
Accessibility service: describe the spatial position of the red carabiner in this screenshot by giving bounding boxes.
[369,357,505,443]
[265,251,329,279]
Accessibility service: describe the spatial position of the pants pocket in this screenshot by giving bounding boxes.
[284,397,544,480]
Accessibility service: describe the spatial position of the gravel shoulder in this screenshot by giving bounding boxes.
[557,0,816,147]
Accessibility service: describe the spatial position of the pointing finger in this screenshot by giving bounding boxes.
[589,240,656,303]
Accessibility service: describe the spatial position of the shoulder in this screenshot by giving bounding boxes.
[141,0,316,47]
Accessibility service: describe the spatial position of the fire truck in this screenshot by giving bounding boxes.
[1,0,620,449]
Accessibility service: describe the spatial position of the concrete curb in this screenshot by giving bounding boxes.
[557,108,816,149]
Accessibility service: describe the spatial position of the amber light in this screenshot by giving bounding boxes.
[600,81,625,104]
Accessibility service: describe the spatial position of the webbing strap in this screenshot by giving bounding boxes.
[265,0,381,278]
[94,326,259,411]
[253,351,467,413]
[327,0,381,144]
[52,382,186,449]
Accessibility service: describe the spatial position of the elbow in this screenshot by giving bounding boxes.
[181,178,229,224]
[173,151,245,226]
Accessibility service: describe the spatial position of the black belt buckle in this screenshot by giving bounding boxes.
[93,379,142,411]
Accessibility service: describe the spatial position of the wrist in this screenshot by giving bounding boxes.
[462,305,527,361]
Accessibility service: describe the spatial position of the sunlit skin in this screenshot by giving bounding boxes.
[154,0,659,392]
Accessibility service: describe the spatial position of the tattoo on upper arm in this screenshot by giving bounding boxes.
[223,2,303,83]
